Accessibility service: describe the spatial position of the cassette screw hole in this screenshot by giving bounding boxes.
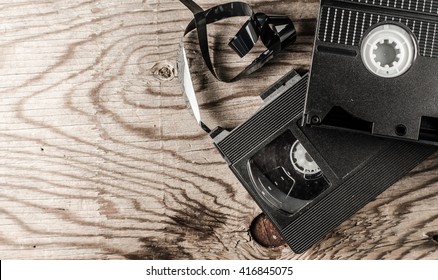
[395,124,407,136]
[311,116,321,125]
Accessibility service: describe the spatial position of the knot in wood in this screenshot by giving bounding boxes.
[152,62,175,81]
[250,213,286,248]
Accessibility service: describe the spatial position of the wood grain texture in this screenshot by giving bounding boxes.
[0,0,437,259]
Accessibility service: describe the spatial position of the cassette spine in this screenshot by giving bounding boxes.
[217,76,308,164]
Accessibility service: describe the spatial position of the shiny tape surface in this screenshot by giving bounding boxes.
[177,0,297,133]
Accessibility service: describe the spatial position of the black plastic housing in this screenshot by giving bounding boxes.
[213,70,436,253]
[305,0,438,144]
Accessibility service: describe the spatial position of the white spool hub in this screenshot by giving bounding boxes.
[290,141,321,175]
[361,24,416,78]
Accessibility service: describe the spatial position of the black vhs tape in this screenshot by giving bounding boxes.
[177,0,436,253]
[305,0,438,144]
[209,70,435,253]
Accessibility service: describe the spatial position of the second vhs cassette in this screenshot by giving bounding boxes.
[305,0,438,144]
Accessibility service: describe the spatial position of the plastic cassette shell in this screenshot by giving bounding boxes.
[213,70,435,253]
[304,0,438,144]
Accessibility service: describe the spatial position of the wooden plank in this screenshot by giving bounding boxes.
[0,0,436,259]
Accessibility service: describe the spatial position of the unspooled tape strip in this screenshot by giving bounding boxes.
[177,0,297,133]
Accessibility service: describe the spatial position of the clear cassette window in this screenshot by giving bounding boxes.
[248,130,330,214]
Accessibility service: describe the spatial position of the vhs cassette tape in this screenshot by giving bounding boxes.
[305,0,438,144]
[180,66,435,252]
[177,0,436,253]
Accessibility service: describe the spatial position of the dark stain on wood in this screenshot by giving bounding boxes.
[123,200,227,259]
[123,237,193,260]
[166,198,228,241]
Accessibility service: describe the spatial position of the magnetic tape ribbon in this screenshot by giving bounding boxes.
[177,0,296,134]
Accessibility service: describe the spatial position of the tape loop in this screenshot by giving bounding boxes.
[178,0,296,133]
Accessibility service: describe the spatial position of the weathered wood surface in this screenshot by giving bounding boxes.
[0,0,437,260]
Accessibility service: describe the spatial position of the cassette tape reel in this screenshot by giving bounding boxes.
[361,23,416,78]
[248,131,329,214]
[305,0,438,144]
